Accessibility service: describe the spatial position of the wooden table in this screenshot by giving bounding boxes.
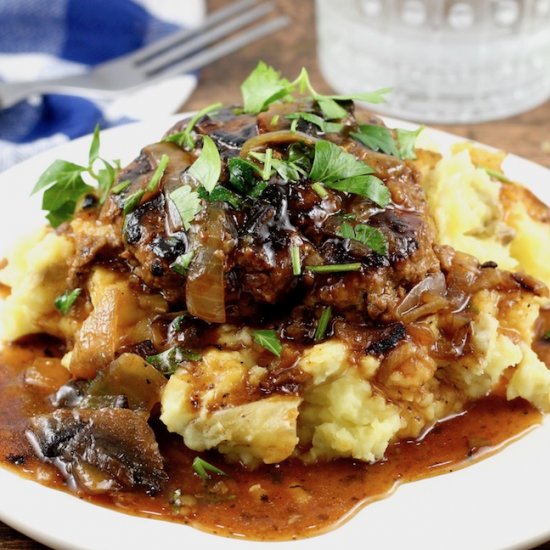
[1,0,549,547]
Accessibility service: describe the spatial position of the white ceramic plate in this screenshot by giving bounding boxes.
[0,117,549,550]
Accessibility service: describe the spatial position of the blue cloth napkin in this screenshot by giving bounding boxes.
[0,0,203,171]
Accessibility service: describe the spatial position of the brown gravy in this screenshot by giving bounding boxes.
[0,338,543,541]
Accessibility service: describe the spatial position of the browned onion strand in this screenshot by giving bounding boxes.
[185,203,228,324]
[396,272,447,318]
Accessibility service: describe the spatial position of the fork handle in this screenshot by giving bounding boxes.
[0,73,103,109]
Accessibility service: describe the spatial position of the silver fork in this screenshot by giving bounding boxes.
[0,0,288,109]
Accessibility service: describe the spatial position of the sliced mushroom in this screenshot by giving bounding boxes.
[27,408,167,495]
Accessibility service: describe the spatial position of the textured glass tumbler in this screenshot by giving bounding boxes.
[316,0,550,123]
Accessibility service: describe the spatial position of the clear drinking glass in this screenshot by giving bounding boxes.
[316,0,550,123]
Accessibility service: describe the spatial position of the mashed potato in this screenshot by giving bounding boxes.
[0,228,74,340]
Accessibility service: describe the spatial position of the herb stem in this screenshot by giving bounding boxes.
[314,306,332,341]
[305,263,362,273]
[311,182,328,198]
[290,244,301,276]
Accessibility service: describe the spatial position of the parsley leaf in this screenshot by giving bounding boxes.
[310,140,373,182]
[290,244,301,276]
[54,288,82,315]
[249,150,307,183]
[351,124,399,157]
[285,112,343,134]
[337,222,388,255]
[146,346,201,376]
[170,251,194,276]
[252,329,283,357]
[32,126,120,227]
[293,68,390,120]
[198,185,242,209]
[192,457,227,480]
[352,124,423,160]
[395,127,423,160]
[88,125,101,165]
[227,157,261,193]
[169,185,202,230]
[309,140,390,207]
[241,61,292,114]
[188,135,221,193]
[165,102,222,150]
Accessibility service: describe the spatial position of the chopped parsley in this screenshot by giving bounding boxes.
[54,288,81,315]
[188,135,222,193]
[309,140,390,207]
[290,244,301,276]
[146,154,169,193]
[286,112,343,134]
[170,251,194,276]
[146,346,201,376]
[198,185,242,209]
[249,150,307,183]
[305,263,362,273]
[111,180,131,195]
[227,157,261,193]
[252,329,283,357]
[337,222,388,255]
[482,166,513,184]
[169,185,202,230]
[165,102,222,150]
[192,457,227,480]
[32,125,119,227]
[314,306,332,341]
[395,127,423,160]
[123,189,145,215]
[241,61,292,115]
[311,182,328,198]
[240,63,389,119]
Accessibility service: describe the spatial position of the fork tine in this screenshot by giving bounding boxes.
[144,16,289,81]
[128,0,257,66]
[141,2,276,76]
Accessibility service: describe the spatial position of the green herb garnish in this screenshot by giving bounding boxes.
[309,140,390,207]
[227,157,261,193]
[240,63,389,118]
[351,124,399,157]
[305,263,362,273]
[123,189,145,215]
[188,135,221,193]
[252,329,283,357]
[314,306,332,341]
[395,127,423,160]
[169,185,202,230]
[198,185,242,209]
[286,112,343,134]
[111,180,131,195]
[241,61,292,115]
[165,102,222,150]
[146,346,201,376]
[32,125,119,227]
[337,222,388,255]
[54,288,82,315]
[192,457,227,481]
[311,182,328,198]
[146,154,169,193]
[290,244,301,276]
[542,331,550,342]
[170,251,194,276]
[482,167,513,184]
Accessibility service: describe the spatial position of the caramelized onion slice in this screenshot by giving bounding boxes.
[396,272,447,318]
[186,203,230,324]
